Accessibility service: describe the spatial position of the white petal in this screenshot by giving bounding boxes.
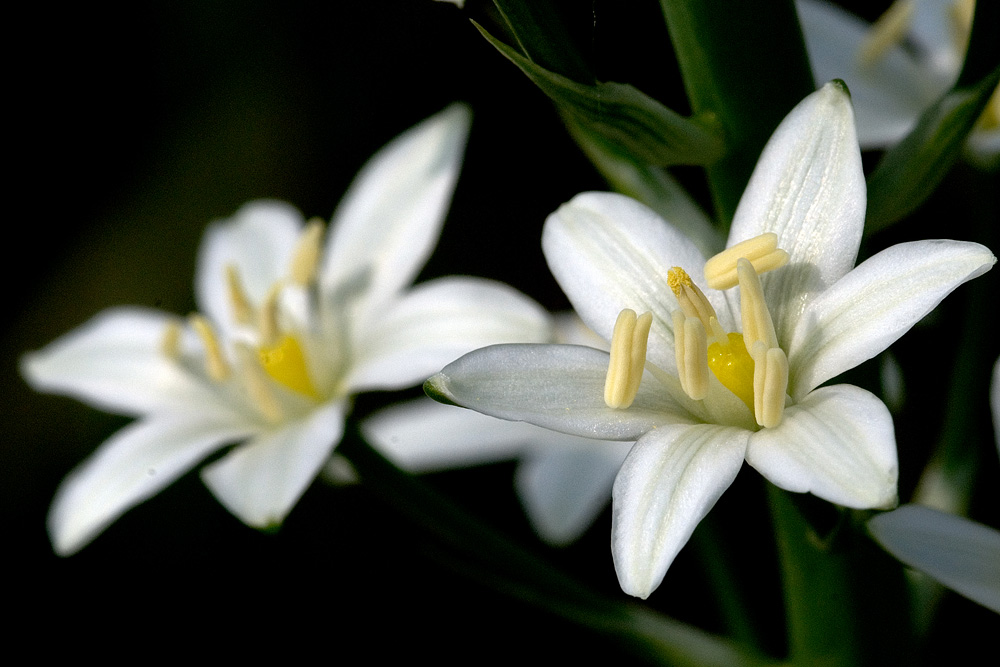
[346,276,551,392]
[516,439,631,545]
[868,504,1000,613]
[542,192,728,371]
[745,385,897,509]
[787,240,995,398]
[320,104,471,312]
[195,201,303,332]
[200,400,347,528]
[426,343,693,440]
[729,82,866,341]
[612,424,749,599]
[21,307,225,416]
[48,414,255,556]
[796,0,948,147]
[361,398,533,471]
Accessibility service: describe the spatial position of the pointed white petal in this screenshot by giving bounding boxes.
[362,398,533,471]
[200,400,347,528]
[426,344,693,440]
[516,439,630,546]
[21,307,224,416]
[543,192,727,371]
[612,424,749,599]
[796,0,948,147]
[729,82,866,342]
[321,104,471,312]
[746,385,897,509]
[346,276,551,392]
[869,504,1000,613]
[48,415,255,556]
[787,240,995,398]
[195,201,303,332]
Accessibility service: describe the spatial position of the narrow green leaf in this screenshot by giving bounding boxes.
[475,21,724,167]
[866,66,1000,233]
[491,0,591,84]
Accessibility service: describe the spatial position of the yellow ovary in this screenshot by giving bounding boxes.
[259,334,320,399]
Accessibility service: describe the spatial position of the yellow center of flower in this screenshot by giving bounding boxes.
[707,332,755,411]
[258,334,320,398]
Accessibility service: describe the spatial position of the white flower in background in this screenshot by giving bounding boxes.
[425,83,996,598]
[797,0,999,165]
[22,104,550,556]
[869,504,1000,613]
[363,314,631,546]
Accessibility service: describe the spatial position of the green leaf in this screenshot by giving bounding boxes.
[491,0,591,84]
[474,21,724,167]
[866,66,1000,233]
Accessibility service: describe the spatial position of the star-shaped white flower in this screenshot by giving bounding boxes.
[425,83,996,598]
[363,314,631,546]
[22,104,551,556]
[797,0,999,164]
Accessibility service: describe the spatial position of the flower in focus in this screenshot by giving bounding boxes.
[364,314,631,546]
[425,83,996,598]
[797,0,999,165]
[22,104,550,556]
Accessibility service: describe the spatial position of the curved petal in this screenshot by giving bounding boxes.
[48,414,255,556]
[195,201,303,332]
[346,276,551,392]
[361,398,532,471]
[787,240,995,398]
[426,343,693,440]
[868,504,1000,613]
[200,400,347,528]
[21,307,226,417]
[796,0,948,147]
[320,104,471,313]
[612,424,749,599]
[543,192,727,371]
[745,385,898,509]
[516,439,630,546]
[729,82,866,342]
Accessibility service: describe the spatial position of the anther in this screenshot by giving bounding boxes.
[857,0,915,68]
[189,314,230,381]
[667,267,717,329]
[290,219,325,286]
[225,265,255,325]
[704,233,789,290]
[604,309,652,409]
[236,345,283,422]
[160,320,182,360]
[751,342,789,429]
[258,286,282,348]
[737,258,779,352]
[673,310,709,400]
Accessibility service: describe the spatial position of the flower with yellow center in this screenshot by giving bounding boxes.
[22,104,551,556]
[425,83,996,598]
[798,0,999,165]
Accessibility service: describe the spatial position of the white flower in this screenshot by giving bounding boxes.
[797,0,999,165]
[425,83,996,598]
[363,314,631,546]
[22,104,551,556]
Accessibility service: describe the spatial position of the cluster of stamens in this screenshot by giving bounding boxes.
[160,219,327,421]
[603,233,791,429]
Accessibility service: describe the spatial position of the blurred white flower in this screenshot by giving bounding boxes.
[22,104,550,555]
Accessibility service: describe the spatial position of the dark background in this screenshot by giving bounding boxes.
[5,0,997,660]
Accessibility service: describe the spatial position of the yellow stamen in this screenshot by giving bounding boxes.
[189,314,230,381]
[949,0,974,50]
[703,233,789,290]
[236,345,283,422]
[975,84,1000,133]
[707,332,756,412]
[737,258,779,351]
[673,310,709,400]
[667,267,717,330]
[161,321,182,360]
[751,342,789,429]
[258,286,282,348]
[857,0,915,68]
[259,334,320,399]
[225,265,255,325]
[604,309,652,409]
[290,218,325,286]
